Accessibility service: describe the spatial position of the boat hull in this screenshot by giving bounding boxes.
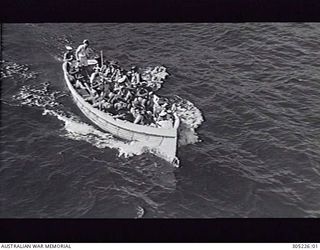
[63,68,179,164]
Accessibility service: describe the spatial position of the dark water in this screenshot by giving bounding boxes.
[1,23,320,218]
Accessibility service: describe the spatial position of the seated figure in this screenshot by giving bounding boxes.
[75,79,87,90]
[84,88,100,105]
[156,110,173,128]
[90,68,100,84]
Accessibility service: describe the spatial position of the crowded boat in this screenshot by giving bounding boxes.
[62,40,178,129]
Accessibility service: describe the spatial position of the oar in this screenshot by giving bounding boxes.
[101,50,104,68]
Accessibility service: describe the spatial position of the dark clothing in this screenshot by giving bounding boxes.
[94,56,102,68]
[64,51,74,61]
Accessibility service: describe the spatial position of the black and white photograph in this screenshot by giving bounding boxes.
[1,23,320,220]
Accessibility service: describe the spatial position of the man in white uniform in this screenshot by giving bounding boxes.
[75,40,90,67]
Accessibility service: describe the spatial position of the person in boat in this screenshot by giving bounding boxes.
[116,69,128,83]
[107,91,115,104]
[154,100,170,120]
[131,107,144,125]
[63,46,74,62]
[113,109,134,122]
[92,75,107,94]
[96,96,116,114]
[90,67,100,85]
[92,89,109,109]
[63,56,79,82]
[100,66,112,83]
[74,79,87,90]
[100,64,107,72]
[100,81,111,97]
[151,66,167,83]
[93,55,103,68]
[117,84,129,99]
[129,66,141,85]
[156,110,173,128]
[84,88,100,105]
[141,109,155,126]
[113,68,122,82]
[99,99,112,112]
[95,81,109,100]
[114,100,129,113]
[122,87,133,102]
[131,97,141,109]
[136,87,150,107]
[108,61,119,78]
[152,94,163,117]
[144,80,159,92]
[75,40,91,67]
[136,87,148,98]
[104,61,114,77]
[141,71,152,82]
[103,66,111,79]
[111,67,123,82]
[108,86,124,104]
[79,79,92,94]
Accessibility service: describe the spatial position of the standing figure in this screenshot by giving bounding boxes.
[75,40,91,67]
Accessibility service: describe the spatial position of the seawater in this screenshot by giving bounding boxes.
[1,23,320,218]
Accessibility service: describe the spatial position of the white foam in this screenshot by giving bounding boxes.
[42,109,154,158]
[13,83,58,109]
[1,60,37,80]
[173,97,204,146]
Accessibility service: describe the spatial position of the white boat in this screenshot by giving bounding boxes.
[62,60,180,166]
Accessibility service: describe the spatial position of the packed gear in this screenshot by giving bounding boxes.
[64,43,176,127]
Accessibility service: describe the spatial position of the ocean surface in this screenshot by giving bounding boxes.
[1,23,320,218]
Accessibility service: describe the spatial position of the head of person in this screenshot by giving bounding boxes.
[64,47,73,61]
[66,47,73,54]
[131,66,138,72]
[83,39,89,48]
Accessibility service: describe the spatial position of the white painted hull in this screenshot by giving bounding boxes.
[63,68,179,165]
